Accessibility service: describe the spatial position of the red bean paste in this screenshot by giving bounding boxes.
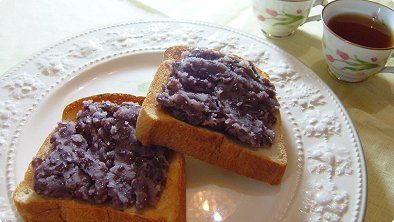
[32,100,172,209]
[157,48,279,147]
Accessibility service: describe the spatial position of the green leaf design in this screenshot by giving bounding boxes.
[273,15,304,26]
[342,63,379,71]
[342,66,367,71]
[263,11,304,26]
[337,54,380,71]
[365,63,379,69]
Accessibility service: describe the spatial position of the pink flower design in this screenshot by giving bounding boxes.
[371,57,378,62]
[326,54,335,62]
[296,9,302,14]
[336,50,349,60]
[258,15,266,22]
[266,8,279,17]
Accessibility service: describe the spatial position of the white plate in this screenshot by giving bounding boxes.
[0,20,366,222]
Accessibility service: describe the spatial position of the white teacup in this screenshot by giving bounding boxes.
[253,0,320,38]
[322,0,394,83]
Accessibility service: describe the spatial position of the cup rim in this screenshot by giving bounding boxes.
[321,0,394,51]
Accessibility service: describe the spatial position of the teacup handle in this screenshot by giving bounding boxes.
[380,54,394,73]
[313,0,328,7]
[304,0,328,23]
[381,67,394,73]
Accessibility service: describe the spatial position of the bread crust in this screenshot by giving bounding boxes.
[136,46,287,185]
[13,93,186,222]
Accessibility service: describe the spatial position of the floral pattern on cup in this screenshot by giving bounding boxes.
[321,0,394,82]
[325,49,380,72]
[258,8,305,26]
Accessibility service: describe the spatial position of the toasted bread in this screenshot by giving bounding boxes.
[13,93,186,222]
[136,46,287,185]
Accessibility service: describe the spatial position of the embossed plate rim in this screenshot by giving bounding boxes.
[0,19,366,222]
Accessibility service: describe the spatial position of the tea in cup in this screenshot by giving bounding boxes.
[322,0,394,82]
[253,0,321,38]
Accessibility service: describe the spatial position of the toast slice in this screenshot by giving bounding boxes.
[136,46,287,185]
[13,93,186,222]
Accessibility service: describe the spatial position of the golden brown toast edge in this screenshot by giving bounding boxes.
[13,93,186,222]
[136,46,287,185]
